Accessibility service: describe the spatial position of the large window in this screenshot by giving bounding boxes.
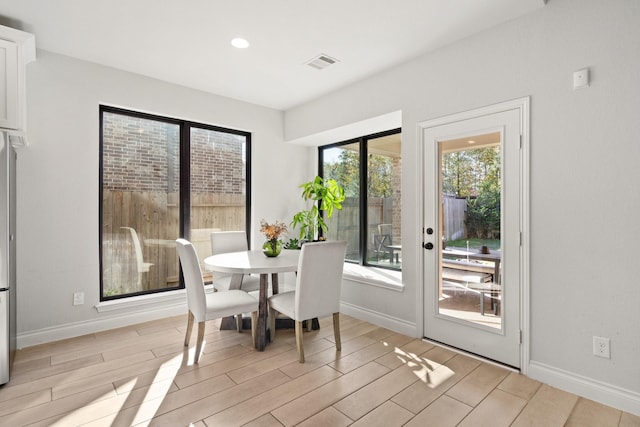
[99,106,250,300]
[321,129,401,269]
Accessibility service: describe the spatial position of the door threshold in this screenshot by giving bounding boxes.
[422,337,520,373]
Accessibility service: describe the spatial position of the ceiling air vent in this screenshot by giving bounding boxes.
[306,54,339,70]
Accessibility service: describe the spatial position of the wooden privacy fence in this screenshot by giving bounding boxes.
[102,190,245,296]
[443,195,466,241]
[102,191,406,296]
[325,196,397,261]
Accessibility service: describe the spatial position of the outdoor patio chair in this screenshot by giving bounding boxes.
[373,223,397,262]
[121,227,153,288]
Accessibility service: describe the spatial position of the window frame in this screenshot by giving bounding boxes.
[99,105,251,301]
[319,127,401,270]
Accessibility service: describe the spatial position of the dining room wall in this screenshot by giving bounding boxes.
[284,0,640,415]
[17,50,313,345]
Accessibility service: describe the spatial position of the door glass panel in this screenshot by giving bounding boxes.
[101,112,180,297]
[366,134,402,268]
[438,132,502,329]
[190,127,248,276]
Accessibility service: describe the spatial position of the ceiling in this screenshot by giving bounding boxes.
[0,0,545,111]
[442,131,501,152]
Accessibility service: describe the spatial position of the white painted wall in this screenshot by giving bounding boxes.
[284,0,640,414]
[17,50,313,343]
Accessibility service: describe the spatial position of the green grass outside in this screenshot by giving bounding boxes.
[445,238,501,251]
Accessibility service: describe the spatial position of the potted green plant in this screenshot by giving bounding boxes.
[291,176,345,244]
[283,237,299,250]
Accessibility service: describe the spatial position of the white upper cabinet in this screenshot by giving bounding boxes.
[0,39,19,129]
[0,25,35,132]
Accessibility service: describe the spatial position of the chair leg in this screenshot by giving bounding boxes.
[194,321,205,363]
[295,321,305,363]
[333,312,341,352]
[269,307,277,342]
[236,314,243,333]
[251,311,258,348]
[306,319,312,332]
[184,311,194,346]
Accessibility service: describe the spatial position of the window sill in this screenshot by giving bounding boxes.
[342,263,404,292]
[95,265,403,313]
[94,285,213,313]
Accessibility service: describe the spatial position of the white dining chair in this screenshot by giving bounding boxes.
[210,231,261,292]
[176,238,258,363]
[268,240,347,363]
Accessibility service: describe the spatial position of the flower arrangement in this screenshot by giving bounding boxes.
[260,219,288,241]
[260,219,288,257]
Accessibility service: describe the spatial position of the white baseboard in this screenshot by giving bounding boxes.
[340,301,417,337]
[528,360,640,416]
[17,303,187,348]
[20,300,415,349]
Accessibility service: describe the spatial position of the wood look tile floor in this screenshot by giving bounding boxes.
[1,314,638,426]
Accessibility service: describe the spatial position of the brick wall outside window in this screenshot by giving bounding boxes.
[191,127,246,195]
[103,113,246,194]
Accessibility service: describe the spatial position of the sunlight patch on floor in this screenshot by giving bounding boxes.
[49,384,130,426]
[52,354,184,426]
[394,346,456,388]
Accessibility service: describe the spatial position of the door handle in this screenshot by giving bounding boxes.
[423,242,434,250]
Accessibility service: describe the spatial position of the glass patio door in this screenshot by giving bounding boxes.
[421,102,524,368]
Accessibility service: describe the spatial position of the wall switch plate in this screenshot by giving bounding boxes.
[593,336,610,358]
[573,68,590,90]
[73,292,85,306]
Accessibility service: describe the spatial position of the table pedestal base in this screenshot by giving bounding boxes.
[221,316,320,335]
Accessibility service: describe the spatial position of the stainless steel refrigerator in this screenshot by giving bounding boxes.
[0,131,17,385]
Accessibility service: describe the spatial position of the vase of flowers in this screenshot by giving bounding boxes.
[260,219,287,257]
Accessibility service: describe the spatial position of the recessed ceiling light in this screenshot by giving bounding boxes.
[467,140,476,144]
[231,38,250,49]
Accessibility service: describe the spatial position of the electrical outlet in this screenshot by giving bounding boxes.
[73,292,84,306]
[593,336,610,359]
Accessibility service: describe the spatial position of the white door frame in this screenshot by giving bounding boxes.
[416,97,530,372]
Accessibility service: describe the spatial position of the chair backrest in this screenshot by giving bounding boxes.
[211,231,249,255]
[121,227,146,272]
[176,238,206,322]
[378,224,393,244]
[378,224,392,235]
[295,241,347,320]
[210,231,249,280]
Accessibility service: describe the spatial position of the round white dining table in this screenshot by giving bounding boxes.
[204,249,300,351]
